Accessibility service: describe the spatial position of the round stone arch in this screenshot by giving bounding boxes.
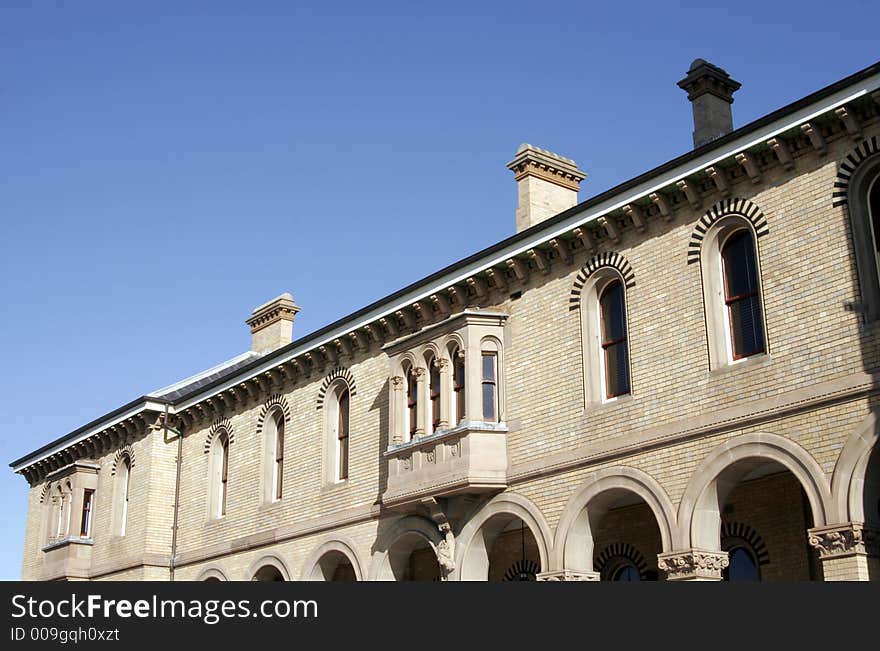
[300,537,366,581]
[677,433,832,550]
[369,515,443,581]
[552,466,677,573]
[246,553,291,582]
[831,410,879,524]
[453,492,552,581]
[195,566,229,582]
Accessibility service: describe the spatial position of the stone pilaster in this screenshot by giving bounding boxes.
[436,358,450,430]
[808,522,879,581]
[536,569,600,582]
[657,549,729,581]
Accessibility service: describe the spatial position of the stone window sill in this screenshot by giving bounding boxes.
[42,536,94,552]
[384,421,509,456]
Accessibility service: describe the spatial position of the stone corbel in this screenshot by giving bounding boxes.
[380,316,399,339]
[649,192,673,221]
[396,309,416,330]
[808,522,880,559]
[571,226,595,253]
[505,257,529,283]
[676,179,702,210]
[622,204,645,232]
[658,549,729,581]
[550,238,573,265]
[735,152,762,184]
[336,336,352,358]
[466,276,488,299]
[365,324,385,345]
[536,569,600,581]
[597,216,619,243]
[486,267,508,293]
[704,166,730,197]
[767,137,794,170]
[528,248,550,274]
[430,293,451,317]
[800,122,827,155]
[834,105,862,141]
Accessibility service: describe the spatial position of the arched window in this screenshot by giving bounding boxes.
[723,546,760,581]
[721,230,765,360]
[406,366,419,440]
[610,562,641,582]
[262,409,285,503]
[208,433,229,519]
[598,279,630,399]
[55,486,66,539]
[323,381,351,484]
[337,387,350,481]
[480,338,503,422]
[452,349,465,426]
[114,455,131,536]
[844,158,880,322]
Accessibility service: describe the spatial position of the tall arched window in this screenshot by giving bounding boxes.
[262,409,285,503]
[721,230,765,360]
[452,349,465,426]
[55,486,66,539]
[869,174,880,282]
[407,366,418,440]
[273,412,285,500]
[114,455,131,536]
[430,360,441,433]
[845,158,880,322]
[598,279,630,399]
[208,433,229,519]
[723,546,760,581]
[337,386,350,481]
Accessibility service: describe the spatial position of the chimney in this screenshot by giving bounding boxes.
[677,59,742,149]
[507,144,585,233]
[246,293,300,354]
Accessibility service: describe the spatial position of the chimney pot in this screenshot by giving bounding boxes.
[507,144,585,233]
[246,292,300,354]
[677,59,741,149]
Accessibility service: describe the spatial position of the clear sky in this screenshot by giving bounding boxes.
[1,1,877,581]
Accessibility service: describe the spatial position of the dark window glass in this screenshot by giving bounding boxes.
[871,177,880,257]
[721,231,765,359]
[220,436,229,516]
[407,368,418,438]
[599,280,630,398]
[724,547,760,581]
[80,489,94,537]
[338,388,349,480]
[481,353,497,422]
[453,351,465,425]
[430,362,441,430]
[274,414,284,500]
[611,564,640,582]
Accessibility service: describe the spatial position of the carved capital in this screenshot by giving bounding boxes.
[412,367,426,380]
[536,569,600,582]
[658,549,729,581]
[808,523,880,559]
[391,375,405,390]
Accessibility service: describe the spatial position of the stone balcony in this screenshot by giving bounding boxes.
[382,421,509,507]
[40,536,94,580]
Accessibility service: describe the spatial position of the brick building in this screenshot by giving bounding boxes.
[12,59,880,581]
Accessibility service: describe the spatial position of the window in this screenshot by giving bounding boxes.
[337,387,350,481]
[407,366,419,440]
[114,456,131,536]
[611,563,640,582]
[598,279,630,398]
[273,412,285,500]
[80,489,94,538]
[452,349,465,426]
[208,433,229,519]
[723,547,760,581]
[481,352,498,422]
[721,230,765,359]
[261,407,286,503]
[430,361,441,432]
[55,487,66,539]
[844,158,880,322]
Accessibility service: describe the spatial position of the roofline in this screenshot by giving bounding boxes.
[11,59,880,474]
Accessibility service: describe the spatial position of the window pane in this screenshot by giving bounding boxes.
[612,564,640,582]
[871,177,880,256]
[722,232,759,299]
[482,383,496,421]
[482,354,496,382]
[339,436,348,480]
[729,295,765,357]
[726,547,759,581]
[604,341,630,397]
[600,281,626,343]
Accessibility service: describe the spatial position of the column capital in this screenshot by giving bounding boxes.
[808,522,880,559]
[658,548,729,581]
[536,569,600,582]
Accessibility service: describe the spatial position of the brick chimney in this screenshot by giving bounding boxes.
[246,293,300,354]
[507,144,585,233]
[677,59,742,149]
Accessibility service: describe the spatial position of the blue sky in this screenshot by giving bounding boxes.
[1,1,877,580]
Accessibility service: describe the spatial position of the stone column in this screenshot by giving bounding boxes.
[657,549,729,581]
[808,522,879,581]
[437,358,450,430]
[536,569,600,581]
[389,376,405,445]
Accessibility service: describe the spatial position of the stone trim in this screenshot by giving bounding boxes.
[316,366,357,410]
[536,569,600,581]
[509,369,878,484]
[658,548,729,581]
[110,446,136,475]
[569,251,635,311]
[255,394,291,433]
[687,197,769,264]
[203,417,234,454]
[808,522,880,559]
[832,135,880,206]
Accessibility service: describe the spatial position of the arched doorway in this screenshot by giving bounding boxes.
[302,540,365,581]
[370,516,444,581]
[252,565,285,582]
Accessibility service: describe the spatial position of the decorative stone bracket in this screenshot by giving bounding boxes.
[808,522,880,559]
[536,569,600,581]
[420,497,456,576]
[657,549,729,581]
